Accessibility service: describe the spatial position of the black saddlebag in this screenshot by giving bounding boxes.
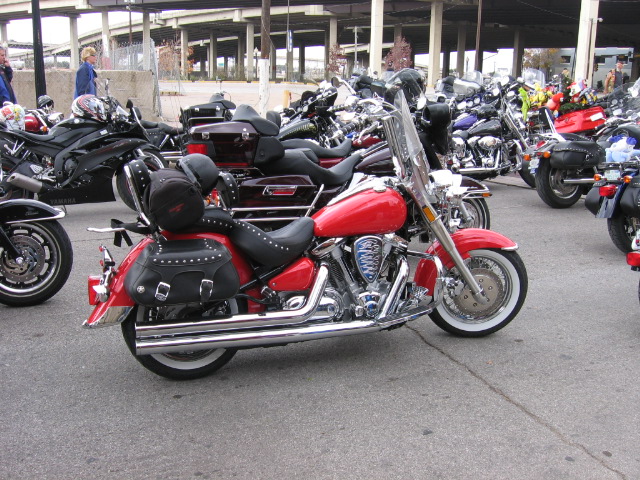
[124,238,239,307]
[549,141,605,169]
[144,169,204,231]
[620,176,640,218]
[584,185,603,216]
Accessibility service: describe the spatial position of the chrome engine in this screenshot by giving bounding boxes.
[451,135,504,172]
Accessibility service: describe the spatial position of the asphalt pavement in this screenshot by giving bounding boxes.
[1,171,639,479]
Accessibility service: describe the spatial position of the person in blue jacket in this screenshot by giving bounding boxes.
[0,46,17,104]
[74,47,98,98]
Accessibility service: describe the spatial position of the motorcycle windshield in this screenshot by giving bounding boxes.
[609,81,640,117]
[384,69,425,106]
[522,68,546,88]
[383,90,432,208]
[461,70,484,86]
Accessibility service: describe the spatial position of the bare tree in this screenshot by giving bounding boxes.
[327,43,345,75]
[523,48,560,77]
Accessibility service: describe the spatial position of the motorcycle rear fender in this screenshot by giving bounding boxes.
[414,228,518,293]
[0,199,65,223]
[62,138,149,185]
[84,232,262,328]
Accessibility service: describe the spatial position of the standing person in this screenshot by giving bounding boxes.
[74,47,98,98]
[0,46,17,105]
[605,61,624,93]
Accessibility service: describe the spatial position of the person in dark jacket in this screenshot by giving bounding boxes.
[74,47,98,98]
[0,46,17,104]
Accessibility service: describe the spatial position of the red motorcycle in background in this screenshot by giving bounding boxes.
[83,92,528,380]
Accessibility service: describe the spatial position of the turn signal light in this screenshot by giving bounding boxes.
[624,176,632,184]
[542,151,551,159]
[523,154,531,161]
[599,184,618,198]
[594,174,602,181]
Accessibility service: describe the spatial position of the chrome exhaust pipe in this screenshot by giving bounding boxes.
[7,172,50,193]
[456,166,499,175]
[136,264,331,337]
[561,178,596,185]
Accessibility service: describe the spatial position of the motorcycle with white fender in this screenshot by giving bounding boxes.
[82,92,528,380]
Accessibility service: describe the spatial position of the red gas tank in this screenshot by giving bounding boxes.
[24,114,43,133]
[312,186,407,237]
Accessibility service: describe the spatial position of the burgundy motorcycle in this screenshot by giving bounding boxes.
[83,92,527,380]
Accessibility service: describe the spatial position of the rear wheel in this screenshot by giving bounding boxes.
[429,249,528,337]
[116,149,167,210]
[607,213,638,254]
[121,299,244,380]
[535,160,583,208]
[518,162,536,188]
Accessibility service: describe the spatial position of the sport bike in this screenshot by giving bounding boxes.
[83,92,528,380]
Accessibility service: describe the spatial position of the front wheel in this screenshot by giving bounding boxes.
[535,160,583,208]
[121,299,244,380]
[0,220,73,306]
[116,149,167,210]
[429,249,528,337]
[456,197,491,230]
[607,213,638,254]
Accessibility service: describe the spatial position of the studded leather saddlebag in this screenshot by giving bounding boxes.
[549,141,604,169]
[124,238,239,307]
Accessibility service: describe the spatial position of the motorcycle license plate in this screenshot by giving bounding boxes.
[529,158,539,173]
[604,170,620,181]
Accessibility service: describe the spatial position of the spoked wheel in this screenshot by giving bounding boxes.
[121,299,245,380]
[456,197,491,230]
[535,160,583,208]
[116,149,167,210]
[429,249,528,337]
[0,221,73,306]
[607,213,639,254]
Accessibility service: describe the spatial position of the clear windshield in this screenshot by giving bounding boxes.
[382,91,432,208]
[521,68,546,88]
[609,79,640,117]
[461,70,483,85]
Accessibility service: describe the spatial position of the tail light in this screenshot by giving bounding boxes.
[599,185,618,198]
[87,275,101,305]
[627,252,640,268]
[186,143,208,155]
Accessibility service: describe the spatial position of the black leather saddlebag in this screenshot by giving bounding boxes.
[584,185,603,216]
[549,141,605,169]
[124,238,239,307]
[144,169,204,231]
[620,176,640,218]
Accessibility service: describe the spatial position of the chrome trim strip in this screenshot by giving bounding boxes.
[83,306,133,329]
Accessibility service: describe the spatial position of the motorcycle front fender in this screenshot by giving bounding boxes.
[0,199,65,223]
[413,228,518,292]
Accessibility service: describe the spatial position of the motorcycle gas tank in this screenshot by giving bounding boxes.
[453,113,477,130]
[355,143,394,176]
[312,186,406,237]
[49,117,104,145]
[467,119,501,137]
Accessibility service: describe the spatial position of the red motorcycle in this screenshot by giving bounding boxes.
[83,92,528,380]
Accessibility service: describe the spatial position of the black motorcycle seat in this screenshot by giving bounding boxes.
[142,119,183,136]
[550,141,605,168]
[453,130,470,140]
[14,130,57,143]
[261,149,363,186]
[281,138,352,159]
[230,216,315,267]
[232,104,280,136]
[181,207,236,234]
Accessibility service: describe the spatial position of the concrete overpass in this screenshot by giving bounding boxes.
[1,0,638,86]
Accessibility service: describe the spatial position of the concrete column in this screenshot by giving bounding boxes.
[271,42,277,80]
[237,34,245,80]
[325,17,338,79]
[442,46,451,77]
[142,11,151,70]
[574,0,600,85]
[0,23,7,46]
[512,28,524,77]
[286,30,294,81]
[427,1,443,87]
[224,56,229,75]
[209,32,218,79]
[246,23,255,81]
[299,42,306,81]
[180,28,189,77]
[476,49,484,72]
[69,16,80,70]
[100,10,111,69]
[456,23,467,76]
[394,24,402,43]
[369,0,384,77]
